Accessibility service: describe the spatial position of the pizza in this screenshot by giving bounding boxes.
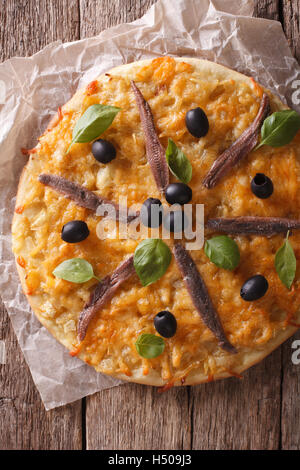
[12,57,300,388]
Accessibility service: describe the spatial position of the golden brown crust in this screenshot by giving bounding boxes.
[12,57,300,386]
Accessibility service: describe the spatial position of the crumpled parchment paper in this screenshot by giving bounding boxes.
[0,0,299,410]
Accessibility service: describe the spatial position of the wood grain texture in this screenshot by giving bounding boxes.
[191,349,281,450]
[79,0,157,37]
[1,0,300,451]
[0,0,80,62]
[253,0,300,61]
[0,303,82,450]
[254,0,280,20]
[282,0,300,61]
[86,384,191,450]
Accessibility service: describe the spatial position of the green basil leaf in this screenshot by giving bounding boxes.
[275,233,296,289]
[256,110,300,150]
[67,104,120,152]
[134,239,172,287]
[53,258,96,283]
[135,333,165,359]
[204,235,240,271]
[165,138,192,183]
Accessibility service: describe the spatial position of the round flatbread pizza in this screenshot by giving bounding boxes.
[12,57,300,387]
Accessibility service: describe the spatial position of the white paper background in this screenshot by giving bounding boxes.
[0,0,299,410]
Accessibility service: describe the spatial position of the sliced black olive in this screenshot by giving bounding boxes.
[240,275,268,301]
[140,198,163,228]
[251,173,273,199]
[92,139,116,163]
[154,311,177,338]
[185,107,209,138]
[61,220,90,243]
[163,209,189,233]
[165,183,192,205]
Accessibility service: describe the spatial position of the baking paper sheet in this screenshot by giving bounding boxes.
[0,0,299,410]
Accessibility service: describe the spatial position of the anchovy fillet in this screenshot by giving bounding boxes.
[77,256,135,341]
[39,173,139,223]
[131,80,169,193]
[173,243,237,354]
[203,93,270,189]
[206,216,300,236]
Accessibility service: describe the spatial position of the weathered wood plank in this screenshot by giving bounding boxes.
[253,1,300,62]
[0,0,80,62]
[190,349,281,450]
[282,0,300,61]
[79,0,157,37]
[0,304,82,449]
[86,383,191,450]
[254,0,280,20]
[0,0,82,450]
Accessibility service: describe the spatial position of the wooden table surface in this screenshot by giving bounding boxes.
[1,0,300,450]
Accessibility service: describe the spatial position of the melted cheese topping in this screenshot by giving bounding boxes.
[12,57,300,383]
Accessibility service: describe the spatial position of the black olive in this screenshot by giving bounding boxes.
[165,183,192,205]
[61,220,90,243]
[251,173,273,199]
[185,107,209,138]
[163,209,189,233]
[92,139,116,163]
[240,275,268,301]
[154,311,177,338]
[140,198,163,228]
